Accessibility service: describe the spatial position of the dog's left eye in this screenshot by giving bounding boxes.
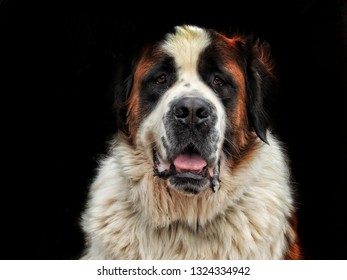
[155,74,167,85]
[213,75,224,87]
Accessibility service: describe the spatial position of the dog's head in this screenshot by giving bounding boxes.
[115,25,276,195]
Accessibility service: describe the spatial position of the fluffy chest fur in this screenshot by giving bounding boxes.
[81,134,295,259]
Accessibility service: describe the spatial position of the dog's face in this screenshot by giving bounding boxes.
[117,25,275,195]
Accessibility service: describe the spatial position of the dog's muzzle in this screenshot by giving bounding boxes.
[153,97,221,194]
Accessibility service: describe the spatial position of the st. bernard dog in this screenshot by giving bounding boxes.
[80,25,301,259]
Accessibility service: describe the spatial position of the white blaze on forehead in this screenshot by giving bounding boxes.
[161,25,211,71]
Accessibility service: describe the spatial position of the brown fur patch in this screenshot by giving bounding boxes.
[126,47,163,141]
[285,213,303,260]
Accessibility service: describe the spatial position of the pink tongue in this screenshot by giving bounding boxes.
[173,154,207,172]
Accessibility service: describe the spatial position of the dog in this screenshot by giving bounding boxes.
[80,25,301,259]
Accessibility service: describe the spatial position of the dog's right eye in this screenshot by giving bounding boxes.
[155,74,167,85]
[213,75,224,87]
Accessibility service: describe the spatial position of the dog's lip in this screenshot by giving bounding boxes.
[153,146,220,192]
[153,145,214,178]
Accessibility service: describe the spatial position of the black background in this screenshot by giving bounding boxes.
[1,0,346,260]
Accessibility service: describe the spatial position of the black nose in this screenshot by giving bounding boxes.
[172,97,211,125]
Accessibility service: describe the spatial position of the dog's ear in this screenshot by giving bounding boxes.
[243,37,277,144]
[113,55,138,134]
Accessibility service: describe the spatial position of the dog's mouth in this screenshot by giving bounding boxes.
[153,143,220,194]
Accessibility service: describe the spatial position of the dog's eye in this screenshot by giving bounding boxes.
[213,75,224,87]
[155,74,167,85]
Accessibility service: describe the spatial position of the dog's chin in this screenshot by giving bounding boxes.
[169,174,210,195]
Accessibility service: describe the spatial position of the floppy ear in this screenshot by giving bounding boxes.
[113,56,137,135]
[244,38,277,144]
